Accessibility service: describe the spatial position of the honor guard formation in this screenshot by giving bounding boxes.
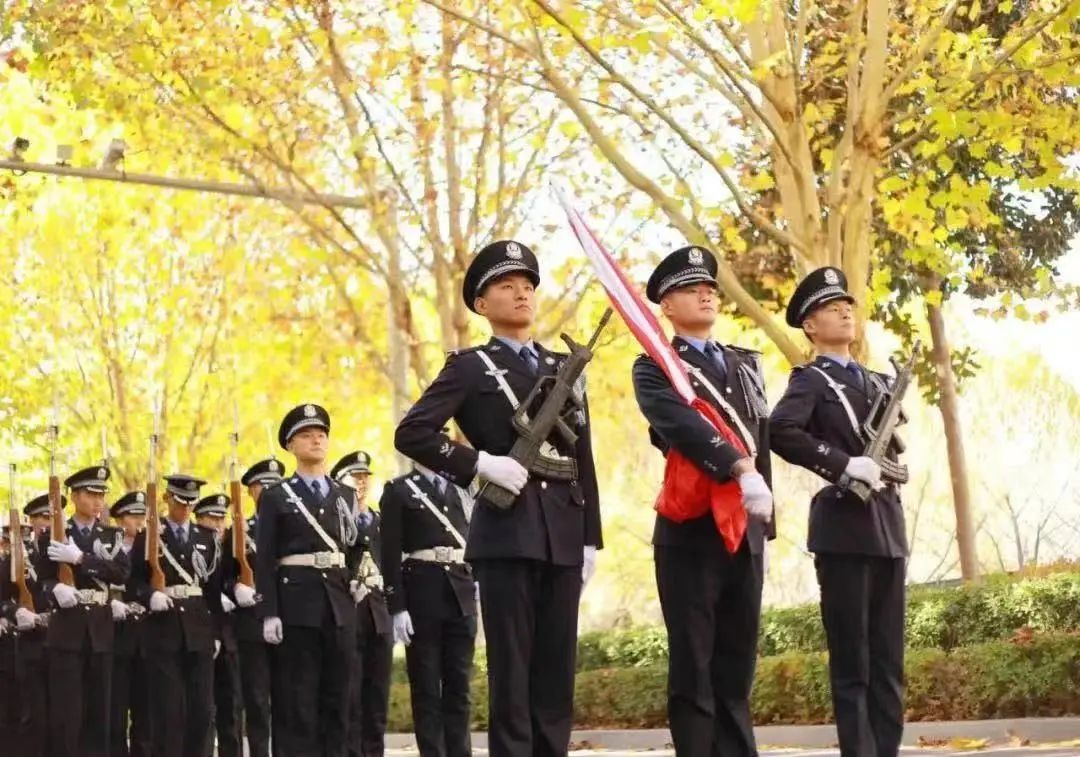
[0,239,914,757]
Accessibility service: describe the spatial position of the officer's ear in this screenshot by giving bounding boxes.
[474,294,488,316]
[659,293,674,318]
[801,315,817,344]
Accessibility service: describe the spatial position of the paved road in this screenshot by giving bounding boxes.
[384,749,1080,756]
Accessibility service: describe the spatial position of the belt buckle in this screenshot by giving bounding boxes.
[77,590,92,603]
[365,575,383,589]
[313,552,332,569]
[433,546,453,562]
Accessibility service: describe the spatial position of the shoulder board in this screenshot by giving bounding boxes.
[446,345,485,357]
[192,523,215,535]
[725,344,762,356]
[790,363,810,375]
[262,479,285,492]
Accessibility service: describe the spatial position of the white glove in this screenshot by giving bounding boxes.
[738,472,773,522]
[263,616,283,645]
[349,579,369,604]
[110,599,129,621]
[214,639,222,659]
[221,594,236,614]
[474,581,480,604]
[15,607,38,631]
[582,545,597,586]
[392,611,414,646]
[0,618,9,636]
[149,591,174,613]
[477,451,528,495]
[53,583,78,609]
[48,539,84,565]
[233,582,257,608]
[845,456,883,488]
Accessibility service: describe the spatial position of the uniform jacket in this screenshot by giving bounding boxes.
[378,473,475,619]
[633,337,775,553]
[394,338,602,566]
[769,355,908,558]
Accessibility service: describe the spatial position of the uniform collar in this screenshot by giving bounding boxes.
[820,352,854,369]
[493,335,538,360]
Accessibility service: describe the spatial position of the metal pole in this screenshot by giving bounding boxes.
[0,159,371,210]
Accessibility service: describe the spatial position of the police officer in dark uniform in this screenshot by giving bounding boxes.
[222,457,283,757]
[108,491,152,757]
[193,492,243,757]
[331,451,394,757]
[395,240,603,757]
[256,404,358,757]
[379,461,475,757]
[131,473,224,757]
[0,502,51,757]
[632,246,775,757]
[39,464,130,757]
[769,267,908,757]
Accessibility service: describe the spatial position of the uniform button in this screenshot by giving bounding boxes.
[180,607,185,613]
[541,482,548,490]
[443,565,450,572]
[443,507,448,512]
[283,577,289,584]
[321,572,327,578]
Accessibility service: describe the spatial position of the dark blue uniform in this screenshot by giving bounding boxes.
[130,523,224,757]
[395,337,602,757]
[380,472,475,757]
[346,509,393,757]
[222,515,273,757]
[770,355,907,757]
[39,519,130,757]
[633,336,774,757]
[255,475,357,757]
[0,531,50,757]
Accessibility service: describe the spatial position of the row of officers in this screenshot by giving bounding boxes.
[0,437,477,757]
[3,238,906,757]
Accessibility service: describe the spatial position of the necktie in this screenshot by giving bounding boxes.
[177,526,187,545]
[704,342,728,384]
[81,526,90,539]
[519,345,538,375]
[309,478,323,498]
[845,361,864,389]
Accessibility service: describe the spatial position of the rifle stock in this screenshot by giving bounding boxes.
[230,477,252,586]
[49,472,73,587]
[146,422,165,592]
[9,465,34,611]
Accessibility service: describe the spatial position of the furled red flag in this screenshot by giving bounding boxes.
[553,185,749,553]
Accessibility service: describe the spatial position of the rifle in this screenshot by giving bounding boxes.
[9,464,34,612]
[846,340,920,503]
[229,403,254,588]
[479,308,613,510]
[145,404,166,592]
[48,392,74,587]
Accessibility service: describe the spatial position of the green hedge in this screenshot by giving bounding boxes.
[576,569,1080,669]
[388,632,1080,731]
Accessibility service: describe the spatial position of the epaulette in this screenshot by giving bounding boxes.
[446,345,485,357]
[262,478,286,492]
[726,344,762,356]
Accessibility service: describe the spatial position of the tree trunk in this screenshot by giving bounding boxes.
[926,290,980,581]
[383,192,411,476]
